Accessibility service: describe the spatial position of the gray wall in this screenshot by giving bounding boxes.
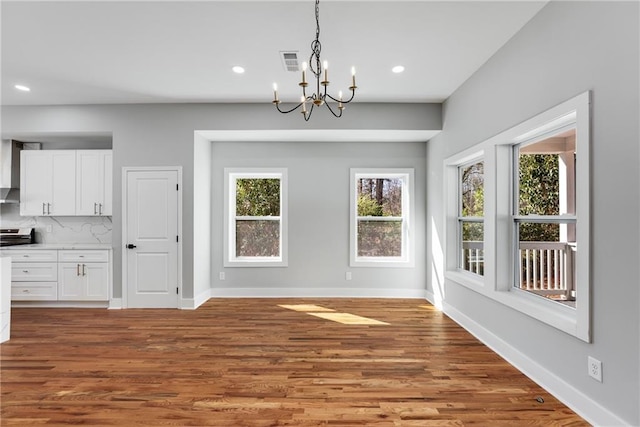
[210,141,426,296]
[1,103,440,301]
[426,1,639,424]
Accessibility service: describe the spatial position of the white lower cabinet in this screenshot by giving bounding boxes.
[5,249,110,302]
[58,262,109,301]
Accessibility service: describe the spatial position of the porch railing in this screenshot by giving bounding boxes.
[461,241,575,299]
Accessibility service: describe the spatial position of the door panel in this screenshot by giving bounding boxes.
[135,253,170,293]
[125,170,178,308]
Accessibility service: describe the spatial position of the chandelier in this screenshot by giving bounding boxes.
[272,0,356,121]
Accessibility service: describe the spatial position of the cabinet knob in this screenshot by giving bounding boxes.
[22,289,29,293]
[22,270,29,273]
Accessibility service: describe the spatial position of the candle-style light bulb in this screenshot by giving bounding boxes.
[273,83,279,102]
[301,62,307,84]
[351,66,356,88]
[339,90,343,101]
[323,61,328,82]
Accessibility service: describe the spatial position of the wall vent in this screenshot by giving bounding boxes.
[280,51,300,72]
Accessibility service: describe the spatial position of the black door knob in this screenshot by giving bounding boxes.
[126,244,137,249]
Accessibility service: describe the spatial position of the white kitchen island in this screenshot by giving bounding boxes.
[1,256,11,342]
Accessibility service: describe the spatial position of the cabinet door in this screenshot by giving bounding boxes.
[58,262,108,301]
[76,150,112,216]
[58,263,84,299]
[20,151,53,216]
[50,151,76,215]
[83,263,109,300]
[20,151,75,216]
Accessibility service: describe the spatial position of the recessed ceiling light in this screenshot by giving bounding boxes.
[15,84,30,92]
[232,66,245,74]
[392,65,405,74]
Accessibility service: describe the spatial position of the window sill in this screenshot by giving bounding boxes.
[224,259,287,268]
[445,269,485,290]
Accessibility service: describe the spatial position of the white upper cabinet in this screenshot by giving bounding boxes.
[20,149,112,216]
[20,150,76,216]
[76,150,112,216]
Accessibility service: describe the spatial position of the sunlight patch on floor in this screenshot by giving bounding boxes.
[278,304,335,312]
[307,312,389,325]
[278,304,389,325]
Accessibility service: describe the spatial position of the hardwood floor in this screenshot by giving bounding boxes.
[1,299,588,426]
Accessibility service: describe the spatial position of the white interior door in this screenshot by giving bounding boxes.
[124,169,179,308]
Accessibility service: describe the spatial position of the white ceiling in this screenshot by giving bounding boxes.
[1,0,547,106]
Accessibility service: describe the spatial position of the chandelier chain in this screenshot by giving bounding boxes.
[309,0,322,78]
[272,0,356,120]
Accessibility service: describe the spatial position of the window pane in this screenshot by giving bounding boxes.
[460,222,484,275]
[236,178,280,216]
[516,222,576,305]
[236,220,280,257]
[357,220,402,257]
[461,162,484,216]
[357,178,402,216]
[518,132,575,216]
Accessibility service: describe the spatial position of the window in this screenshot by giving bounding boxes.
[444,91,591,342]
[350,169,414,267]
[459,161,484,275]
[514,134,576,304]
[224,169,287,266]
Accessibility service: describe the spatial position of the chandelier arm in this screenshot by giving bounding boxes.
[324,86,356,104]
[303,103,315,121]
[275,102,304,114]
[325,89,356,104]
[324,100,343,118]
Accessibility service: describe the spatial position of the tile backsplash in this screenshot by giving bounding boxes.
[0,204,112,244]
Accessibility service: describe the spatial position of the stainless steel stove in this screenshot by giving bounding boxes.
[0,228,35,246]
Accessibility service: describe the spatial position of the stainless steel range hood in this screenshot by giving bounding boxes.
[0,140,22,203]
[0,140,41,204]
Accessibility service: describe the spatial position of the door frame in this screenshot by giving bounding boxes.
[121,166,183,309]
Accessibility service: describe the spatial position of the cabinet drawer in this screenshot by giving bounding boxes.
[12,262,58,281]
[4,250,58,262]
[12,282,58,300]
[58,250,109,263]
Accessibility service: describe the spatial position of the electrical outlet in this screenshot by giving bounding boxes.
[219,272,225,281]
[588,356,602,382]
[345,272,352,280]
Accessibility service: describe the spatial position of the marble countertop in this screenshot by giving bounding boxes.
[0,243,113,250]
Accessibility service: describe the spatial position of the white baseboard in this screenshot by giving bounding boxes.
[180,288,212,310]
[439,300,628,427]
[210,287,428,299]
[109,298,123,309]
[12,301,109,309]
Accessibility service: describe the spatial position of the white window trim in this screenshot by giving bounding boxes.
[444,91,591,342]
[350,168,415,268]
[224,168,288,267]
